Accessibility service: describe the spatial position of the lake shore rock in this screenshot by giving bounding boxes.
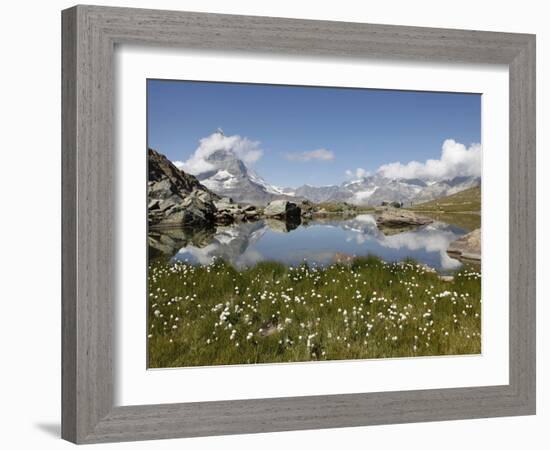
[375,207,433,234]
[213,198,261,224]
[447,228,481,262]
[263,200,301,221]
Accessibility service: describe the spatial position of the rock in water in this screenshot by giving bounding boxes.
[375,207,433,231]
[263,200,301,221]
[447,228,481,262]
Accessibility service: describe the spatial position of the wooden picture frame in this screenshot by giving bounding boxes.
[62,5,536,443]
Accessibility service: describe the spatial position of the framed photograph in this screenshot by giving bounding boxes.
[62,5,536,444]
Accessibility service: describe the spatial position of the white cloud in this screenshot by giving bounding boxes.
[283,148,335,162]
[345,167,370,179]
[376,139,481,181]
[173,161,185,170]
[180,132,263,175]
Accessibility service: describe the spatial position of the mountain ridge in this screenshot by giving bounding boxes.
[196,148,481,206]
[175,132,481,207]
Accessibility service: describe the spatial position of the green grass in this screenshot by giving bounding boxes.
[148,256,481,368]
[409,187,481,213]
[407,187,481,230]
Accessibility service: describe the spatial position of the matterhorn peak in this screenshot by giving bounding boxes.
[215,127,225,136]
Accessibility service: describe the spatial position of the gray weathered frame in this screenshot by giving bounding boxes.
[62,5,536,444]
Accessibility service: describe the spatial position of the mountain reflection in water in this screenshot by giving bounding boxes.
[148,214,467,273]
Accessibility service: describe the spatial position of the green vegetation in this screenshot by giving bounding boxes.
[409,187,481,213]
[408,187,481,230]
[148,257,481,368]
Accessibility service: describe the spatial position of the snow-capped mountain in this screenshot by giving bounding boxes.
[281,174,426,205]
[342,174,426,205]
[194,147,292,205]
[284,174,480,206]
[410,176,481,204]
[185,130,480,206]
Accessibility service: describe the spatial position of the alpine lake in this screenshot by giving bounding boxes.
[148,212,480,273]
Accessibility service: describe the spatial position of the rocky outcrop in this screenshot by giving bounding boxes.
[214,198,261,224]
[263,200,301,221]
[149,148,214,198]
[149,149,269,228]
[162,190,217,226]
[375,207,433,234]
[447,228,481,262]
[148,148,220,228]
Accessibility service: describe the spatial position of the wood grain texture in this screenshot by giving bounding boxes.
[61,6,77,443]
[61,5,536,444]
[62,5,114,442]
[508,36,536,409]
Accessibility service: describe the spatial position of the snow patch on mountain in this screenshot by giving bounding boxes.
[201,170,240,191]
[351,188,377,203]
[248,168,286,195]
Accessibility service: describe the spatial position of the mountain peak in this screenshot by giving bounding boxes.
[195,146,291,205]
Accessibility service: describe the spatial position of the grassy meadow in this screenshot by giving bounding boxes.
[408,186,481,230]
[409,187,481,213]
[148,256,481,368]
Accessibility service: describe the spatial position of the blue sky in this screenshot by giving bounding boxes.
[147,79,481,187]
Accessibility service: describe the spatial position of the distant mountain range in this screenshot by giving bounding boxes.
[189,133,480,206]
[284,174,481,207]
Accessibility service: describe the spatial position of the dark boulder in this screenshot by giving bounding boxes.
[263,200,301,221]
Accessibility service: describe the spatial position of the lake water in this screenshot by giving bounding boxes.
[148,214,469,273]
